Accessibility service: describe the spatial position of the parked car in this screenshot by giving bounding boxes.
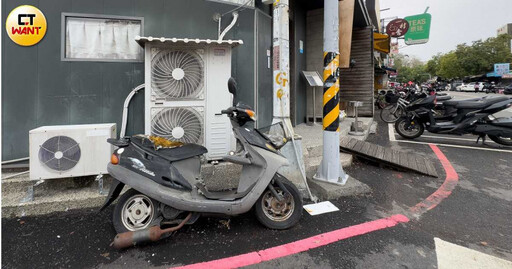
[450,82,462,91]
[458,83,472,91]
[504,83,512,95]
[459,82,484,92]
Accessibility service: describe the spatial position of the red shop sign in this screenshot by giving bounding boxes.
[386,19,409,37]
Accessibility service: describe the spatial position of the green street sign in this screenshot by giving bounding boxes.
[404,13,431,45]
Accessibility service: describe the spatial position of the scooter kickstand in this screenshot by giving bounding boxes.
[476,135,486,145]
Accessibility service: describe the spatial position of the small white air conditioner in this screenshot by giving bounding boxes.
[136,36,243,160]
[29,123,116,180]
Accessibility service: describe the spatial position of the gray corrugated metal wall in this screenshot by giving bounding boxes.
[306,9,374,118]
[339,27,374,116]
[2,0,260,160]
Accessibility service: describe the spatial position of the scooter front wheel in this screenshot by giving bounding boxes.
[255,178,302,230]
[380,104,404,123]
[113,189,160,233]
[395,117,424,139]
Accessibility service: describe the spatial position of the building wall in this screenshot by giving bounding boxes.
[290,0,308,126]
[497,23,512,36]
[2,0,260,160]
[306,9,374,119]
[305,9,324,121]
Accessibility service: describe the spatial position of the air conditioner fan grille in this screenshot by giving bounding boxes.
[38,136,81,171]
[151,108,203,144]
[151,50,204,99]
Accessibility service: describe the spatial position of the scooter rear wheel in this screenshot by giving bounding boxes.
[113,189,160,233]
[255,178,302,230]
[488,135,512,146]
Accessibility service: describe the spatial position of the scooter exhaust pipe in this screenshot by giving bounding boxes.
[113,213,192,249]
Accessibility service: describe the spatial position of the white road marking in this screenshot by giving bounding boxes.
[435,237,512,269]
[420,135,497,144]
[393,139,512,153]
[388,124,512,153]
[388,123,396,141]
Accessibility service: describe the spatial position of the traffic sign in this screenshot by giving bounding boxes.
[404,13,431,45]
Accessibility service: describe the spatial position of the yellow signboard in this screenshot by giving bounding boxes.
[373,32,390,54]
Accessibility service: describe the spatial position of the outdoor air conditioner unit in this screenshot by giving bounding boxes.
[29,123,116,180]
[136,36,243,160]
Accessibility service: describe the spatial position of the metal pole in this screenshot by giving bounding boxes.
[271,0,293,134]
[312,87,316,124]
[313,0,348,185]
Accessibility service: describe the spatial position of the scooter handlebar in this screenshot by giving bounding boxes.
[220,107,235,115]
[216,108,233,116]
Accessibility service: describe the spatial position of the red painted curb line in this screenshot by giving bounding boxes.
[410,144,459,214]
[173,214,410,269]
[172,144,458,269]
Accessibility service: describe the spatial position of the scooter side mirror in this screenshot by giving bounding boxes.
[228,77,238,98]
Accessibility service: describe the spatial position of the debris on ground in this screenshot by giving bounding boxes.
[219,219,231,230]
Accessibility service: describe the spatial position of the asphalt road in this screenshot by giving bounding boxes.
[2,117,512,269]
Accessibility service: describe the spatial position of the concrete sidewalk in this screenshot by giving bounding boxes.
[294,117,374,201]
[2,117,375,217]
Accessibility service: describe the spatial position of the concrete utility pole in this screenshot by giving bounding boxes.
[271,0,293,133]
[313,0,349,185]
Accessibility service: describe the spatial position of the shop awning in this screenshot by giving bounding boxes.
[381,65,396,72]
[486,71,501,77]
[375,65,395,74]
[135,36,244,48]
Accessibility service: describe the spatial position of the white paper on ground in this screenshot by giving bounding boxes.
[303,201,339,216]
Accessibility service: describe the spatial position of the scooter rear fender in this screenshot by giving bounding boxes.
[483,99,512,113]
[99,179,125,211]
[474,123,512,137]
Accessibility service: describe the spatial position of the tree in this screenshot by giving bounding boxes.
[437,52,464,78]
[425,54,441,77]
[426,34,512,79]
[393,54,428,83]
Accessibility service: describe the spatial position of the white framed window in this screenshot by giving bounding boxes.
[61,13,143,62]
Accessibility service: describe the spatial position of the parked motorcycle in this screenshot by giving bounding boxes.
[101,78,303,249]
[395,96,512,145]
[484,82,497,94]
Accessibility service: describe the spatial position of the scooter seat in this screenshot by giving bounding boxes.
[131,136,208,162]
[154,144,208,162]
[443,97,486,107]
[436,96,452,102]
[453,97,509,109]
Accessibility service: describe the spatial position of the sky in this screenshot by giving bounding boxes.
[379,0,512,62]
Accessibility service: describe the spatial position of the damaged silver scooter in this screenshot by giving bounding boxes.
[101,78,302,249]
